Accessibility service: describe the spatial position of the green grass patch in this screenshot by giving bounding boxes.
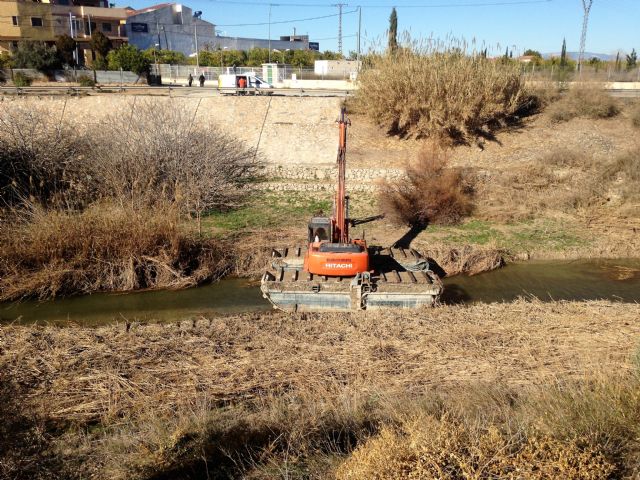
[203,192,332,232]
[425,219,590,253]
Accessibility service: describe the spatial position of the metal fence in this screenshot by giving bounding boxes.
[520,64,640,83]
[150,64,354,83]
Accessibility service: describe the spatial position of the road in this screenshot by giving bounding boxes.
[0,85,353,98]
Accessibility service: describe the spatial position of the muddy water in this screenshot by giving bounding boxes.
[1,260,639,326]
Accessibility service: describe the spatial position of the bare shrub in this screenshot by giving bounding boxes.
[355,38,526,143]
[547,85,620,123]
[0,102,87,207]
[85,100,261,218]
[378,144,473,226]
[0,202,231,301]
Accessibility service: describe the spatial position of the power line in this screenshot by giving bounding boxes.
[217,8,357,26]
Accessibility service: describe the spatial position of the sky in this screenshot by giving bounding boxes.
[119,0,640,56]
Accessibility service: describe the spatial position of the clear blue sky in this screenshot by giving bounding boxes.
[119,0,639,56]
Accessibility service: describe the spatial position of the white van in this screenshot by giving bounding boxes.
[218,73,273,95]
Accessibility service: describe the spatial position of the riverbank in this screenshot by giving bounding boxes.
[1,300,639,479]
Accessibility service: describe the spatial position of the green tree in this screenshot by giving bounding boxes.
[55,34,76,67]
[388,7,398,53]
[626,48,637,70]
[0,51,13,69]
[523,49,542,58]
[615,52,621,71]
[246,48,269,66]
[12,41,61,71]
[143,48,187,65]
[560,38,567,68]
[106,44,150,74]
[320,50,343,60]
[90,31,112,58]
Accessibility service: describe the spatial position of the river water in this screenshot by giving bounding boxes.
[1,259,638,326]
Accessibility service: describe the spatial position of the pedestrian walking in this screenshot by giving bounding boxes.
[199,73,205,87]
[188,73,193,87]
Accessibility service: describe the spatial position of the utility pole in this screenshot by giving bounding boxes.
[332,3,347,55]
[578,0,594,73]
[356,6,361,69]
[193,11,202,68]
[268,4,272,63]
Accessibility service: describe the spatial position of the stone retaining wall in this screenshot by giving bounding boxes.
[263,165,405,181]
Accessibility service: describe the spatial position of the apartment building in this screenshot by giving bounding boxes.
[0,0,130,64]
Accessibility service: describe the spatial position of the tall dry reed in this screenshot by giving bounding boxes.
[0,203,231,301]
[355,37,527,143]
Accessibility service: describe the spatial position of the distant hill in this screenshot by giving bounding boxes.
[542,51,616,61]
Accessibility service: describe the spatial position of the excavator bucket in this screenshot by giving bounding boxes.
[261,246,443,312]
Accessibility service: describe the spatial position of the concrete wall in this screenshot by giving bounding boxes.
[209,36,310,52]
[0,95,343,166]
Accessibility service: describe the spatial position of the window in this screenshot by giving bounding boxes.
[31,17,43,27]
[11,16,18,26]
[101,22,112,32]
[84,21,96,35]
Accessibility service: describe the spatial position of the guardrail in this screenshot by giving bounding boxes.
[0,85,354,97]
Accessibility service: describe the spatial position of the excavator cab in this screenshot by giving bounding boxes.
[308,217,331,243]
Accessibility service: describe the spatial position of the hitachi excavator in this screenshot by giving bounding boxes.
[261,108,443,311]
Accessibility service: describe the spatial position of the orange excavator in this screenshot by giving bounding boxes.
[304,108,371,278]
[261,108,443,311]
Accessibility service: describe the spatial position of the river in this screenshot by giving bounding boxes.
[1,259,638,326]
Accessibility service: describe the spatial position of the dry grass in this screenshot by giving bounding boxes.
[378,144,473,227]
[546,85,620,123]
[354,39,526,143]
[1,301,639,479]
[0,203,231,301]
[475,145,640,222]
[631,103,640,129]
[338,416,614,479]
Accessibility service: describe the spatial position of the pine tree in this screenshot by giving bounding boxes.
[388,8,398,53]
[626,48,637,70]
[560,38,567,68]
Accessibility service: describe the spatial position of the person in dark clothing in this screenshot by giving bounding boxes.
[199,73,205,87]
[188,73,193,87]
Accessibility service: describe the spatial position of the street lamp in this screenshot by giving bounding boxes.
[193,11,202,68]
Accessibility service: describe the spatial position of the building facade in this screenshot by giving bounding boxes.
[125,3,215,54]
[0,0,129,62]
[207,34,313,53]
[125,4,316,56]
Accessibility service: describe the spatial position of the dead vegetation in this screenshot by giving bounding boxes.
[631,103,640,129]
[0,203,232,301]
[474,145,640,222]
[546,85,620,123]
[355,39,527,143]
[1,301,639,479]
[378,143,473,227]
[0,100,260,299]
